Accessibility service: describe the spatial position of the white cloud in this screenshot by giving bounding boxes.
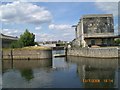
[2,29,23,36]
[63,33,71,36]
[48,23,75,41]
[34,33,55,41]
[0,1,52,24]
[1,0,120,2]
[34,31,75,41]
[35,26,42,30]
[2,29,9,32]
[95,2,118,16]
[49,24,73,31]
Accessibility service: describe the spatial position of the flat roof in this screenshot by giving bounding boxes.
[82,14,113,18]
[0,33,18,40]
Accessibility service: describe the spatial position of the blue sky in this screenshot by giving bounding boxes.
[1,1,118,41]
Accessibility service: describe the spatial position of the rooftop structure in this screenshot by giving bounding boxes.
[72,14,119,47]
[0,34,18,40]
[0,33,18,48]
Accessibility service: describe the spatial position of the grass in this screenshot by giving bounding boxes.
[22,46,52,50]
[2,46,52,50]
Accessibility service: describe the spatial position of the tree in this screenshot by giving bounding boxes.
[20,29,35,47]
[114,39,120,45]
[10,29,36,48]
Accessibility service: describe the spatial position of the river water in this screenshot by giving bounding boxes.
[2,50,120,88]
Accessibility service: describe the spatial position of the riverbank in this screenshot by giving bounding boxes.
[2,46,52,60]
[67,47,120,58]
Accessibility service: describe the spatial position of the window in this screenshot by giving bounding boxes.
[91,39,95,45]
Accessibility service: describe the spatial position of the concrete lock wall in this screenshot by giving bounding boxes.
[2,49,52,60]
[67,47,119,58]
[118,48,120,57]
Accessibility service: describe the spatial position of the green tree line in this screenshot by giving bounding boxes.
[10,29,38,48]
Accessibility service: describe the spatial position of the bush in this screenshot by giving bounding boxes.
[114,39,120,45]
[10,40,24,48]
[10,29,35,48]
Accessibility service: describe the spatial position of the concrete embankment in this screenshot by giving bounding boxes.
[67,47,120,58]
[2,46,52,60]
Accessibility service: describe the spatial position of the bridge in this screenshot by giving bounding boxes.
[37,41,68,50]
[0,34,18,48]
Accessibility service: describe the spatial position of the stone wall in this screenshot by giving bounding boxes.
[67,47,119,58]
[2,49,52,60]
[83,16,114,34]
[118,48,120,57]
[71,38,81,47]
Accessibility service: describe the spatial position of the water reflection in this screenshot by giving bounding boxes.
[67,56,118,88]
[2,50,119,88]
[2,59,53,88]
[20,69,34,81]
[53,50,64,54]
[2,59,52,72]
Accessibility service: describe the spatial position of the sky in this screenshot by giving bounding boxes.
[0,1,119,41]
